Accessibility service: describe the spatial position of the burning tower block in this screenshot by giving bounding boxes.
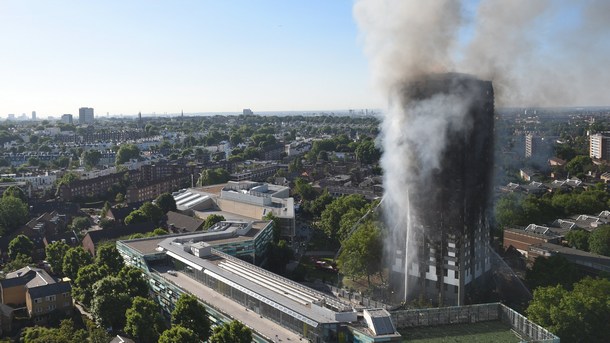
[391,73,494,306]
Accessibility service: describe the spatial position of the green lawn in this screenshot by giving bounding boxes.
[400,321,522,343]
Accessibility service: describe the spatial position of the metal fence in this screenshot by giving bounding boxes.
[499,303,560,343]
[391,302,560,343]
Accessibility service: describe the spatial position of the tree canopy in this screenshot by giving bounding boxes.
[209,320,252,343]
[0,195,29,235]
[124,209,148,226]
[95,244,124,274]
[158,326,199,343]
[62,247,93,280]
[588,225,610,256]
[156,192,177,213]
[45,241,70,275]
[320,194,368,241]
[197,168,230,186]
[527,277,610,343]
[20,319,88,343]
[115,144,140,165]
[565,229,590,251]
[139,202,164,223]
[525,255,582,290]
[81,149,101,168]
[171,294,211,341]
[90,276,131,330]
[2,185,27,202]
[203,214,225,230]
[337,221,383,286]
[8,234,34,260]
[124,297,165,343]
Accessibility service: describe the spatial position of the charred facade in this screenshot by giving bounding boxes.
[392,73,495,306]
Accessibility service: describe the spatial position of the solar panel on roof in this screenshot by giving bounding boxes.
[371,315,395,335]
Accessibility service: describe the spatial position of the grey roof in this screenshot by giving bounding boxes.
[166,211,204,232]
[146,227,353,326]
[27,282,71,299]
[530,242,610,273]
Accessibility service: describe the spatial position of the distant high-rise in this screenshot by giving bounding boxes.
[79,107,94,125]
[243,108,254,115]
[590,133,610,161]
[31,111,36,121]
[61,114,73,124]
[392,73,494,306]
[7,114,15,121]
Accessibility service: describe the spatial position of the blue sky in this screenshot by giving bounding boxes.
[0,0,373,117]
[0,1,605,118]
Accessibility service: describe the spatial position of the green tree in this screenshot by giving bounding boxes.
[589,225,610,256]
[337,222,383,286]
[156,227,170,235]
[90,276,131,330]
[565,155,593,177]
[115,192,125,203]
[337,207,368,242]
[527,277,610,343]
[118,265,150,299]
[139,202,164,223]
[158,326,199,343]
[293,178,316,201]
[124,209,148,225]
[73,264,109,307]
[115,144,140,165]
[124,297,164,343]
[494,194,525,229]
[197,168,230,186]
[45,241,70,275]
[171,294,211,341]
[0,195,29,235]
[305,189,333,218]
[21,319,88,343]
[266,240,293,274]
[209,320,252,343]
[203,214,225,230]
[62,247,93,280]
[85,318,111,343]
[8,234,34,260]
[2,185,27,202]
[355,139,381,164]
[95,244,124,274]
[81,149,101,168]
[155,192,177,213]
[565,229,590,251]
[55,172,79,195]
[525,255,582,290]
[71,216,90,231]
[320,194,367,241]
[3,253,33,273]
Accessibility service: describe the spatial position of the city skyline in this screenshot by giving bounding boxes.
[1,1,609,118]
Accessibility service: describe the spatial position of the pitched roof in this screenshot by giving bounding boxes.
[1,267,60,292]
[27,281,71,299]
[166,211,203,233]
